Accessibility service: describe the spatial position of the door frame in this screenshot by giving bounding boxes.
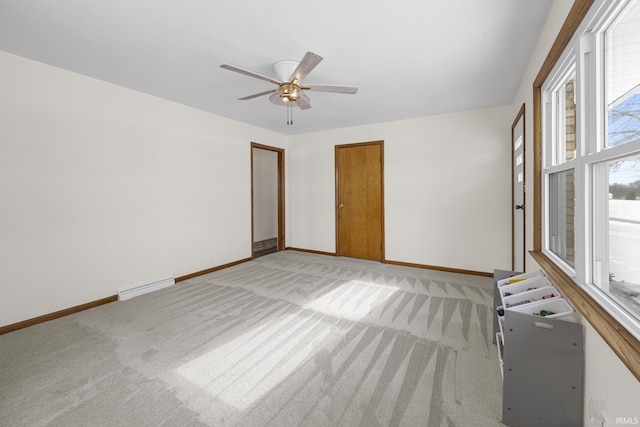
[251,142,285,257]
[511,104,526,270]
[334,140,385,260]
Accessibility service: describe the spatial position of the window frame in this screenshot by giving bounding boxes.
[533,0,640,382]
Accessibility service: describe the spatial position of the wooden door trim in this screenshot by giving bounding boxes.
[512,103,526,270]
[251,142,285,256]
[334,140,385,261]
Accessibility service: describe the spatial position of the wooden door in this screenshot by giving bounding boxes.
[335,141,384,261]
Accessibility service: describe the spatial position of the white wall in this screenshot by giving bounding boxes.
[512,0,640,423]
[252,148,278,242]
[0,51,286,327]
[288,106,513,273]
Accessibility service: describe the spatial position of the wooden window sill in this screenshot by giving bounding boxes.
[530,251,640,382]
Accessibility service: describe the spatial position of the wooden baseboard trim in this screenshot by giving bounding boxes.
[285,250,491,277]
[175,257,253,283]
[0,254,491,335]
[1,257,255,335]
[285,247,337,257]
[383,259,492,277]
[0,295,117,335]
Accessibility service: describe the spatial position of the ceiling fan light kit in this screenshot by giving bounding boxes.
[220,51,358,125]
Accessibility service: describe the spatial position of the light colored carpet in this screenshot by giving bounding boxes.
[0,251,504,426]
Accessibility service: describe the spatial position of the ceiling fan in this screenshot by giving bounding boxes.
[220,51,358,124]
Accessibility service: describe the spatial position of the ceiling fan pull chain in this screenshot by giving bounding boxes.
[286,102,293,125]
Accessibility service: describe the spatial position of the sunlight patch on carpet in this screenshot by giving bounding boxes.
[303,279,398,320]
[176,310,333,411]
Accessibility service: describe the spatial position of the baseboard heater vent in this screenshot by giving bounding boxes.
[118,277,175,301]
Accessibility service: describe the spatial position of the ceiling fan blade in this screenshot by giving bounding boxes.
[220,64,281,85]
[290,52,323,83]
[238,89,277,100]
[302,84,358,94]
[296,95,312,110]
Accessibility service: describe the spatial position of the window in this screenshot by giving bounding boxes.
[554,73,577,164]
[541,0,640,338]
[607,155,640,318]
[605,1,640,150]
[548,169,575,266]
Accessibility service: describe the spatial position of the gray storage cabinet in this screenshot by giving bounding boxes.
[493,269,584,427]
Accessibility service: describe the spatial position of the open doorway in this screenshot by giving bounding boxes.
[251,143,285,258]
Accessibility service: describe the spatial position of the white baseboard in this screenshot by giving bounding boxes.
[118,277,175,301]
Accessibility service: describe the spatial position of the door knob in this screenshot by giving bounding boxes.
[515,204,524,210]
[338,203,344,208]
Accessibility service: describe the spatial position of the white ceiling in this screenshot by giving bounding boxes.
[0,0,553,135]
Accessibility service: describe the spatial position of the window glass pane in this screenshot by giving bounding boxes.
[549,170,575,266]
[563,78,577,161]
[605,0,640,149]
[609,155,640,319]
[552,75,577,164]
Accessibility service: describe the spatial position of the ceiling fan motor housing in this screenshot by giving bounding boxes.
[272,60,299,82]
